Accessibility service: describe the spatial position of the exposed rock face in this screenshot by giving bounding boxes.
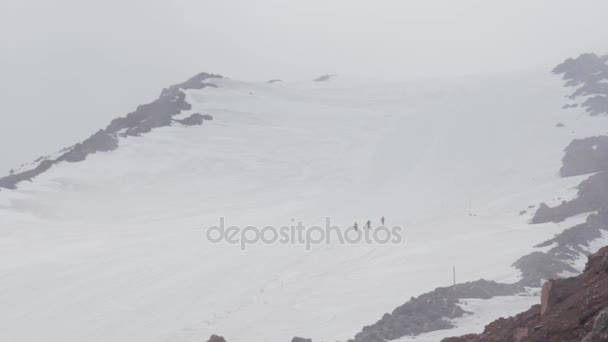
[540,277,578,316]
[349,280,519,342]
[553,53,608,116]
[442,246,608,342]
[175,113,213,126]
[582,307,608,342]
[291,337,313,342]
[0,160,54,190]
[534,210,608,255]
[206,334,227,342]
[0,72,221,190]
[512,252,578,288]
[560,136,608,177]
[532,173,608,224]
[529,107,608,257]
[62,129,120,163]
[521,177,608,282]
[511,208,608,287]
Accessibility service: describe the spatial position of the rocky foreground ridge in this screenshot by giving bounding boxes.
[443,246,608,342]
[202,245,607,342]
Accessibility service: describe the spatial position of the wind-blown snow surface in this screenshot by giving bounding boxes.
[0,73,606,342]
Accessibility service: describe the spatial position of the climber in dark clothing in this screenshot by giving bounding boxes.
[381,216,385,225]
[354,222,358,231]
[366,220,371,229]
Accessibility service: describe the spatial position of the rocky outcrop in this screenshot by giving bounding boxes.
[553,53,608,116]
[510,207,608,288]
[560,136,608,177]
[532,172,608,224]
[349,280,520,342]
[582,307,608,342]
[0,72,221,190]
[442,246,608,342]
[515,61,608,288]
[0,160,54,190]
[512,252,578,287]
[175,113,213,126]
[206,335,227,342]
[291,337,312,342]
[534,210,608,256]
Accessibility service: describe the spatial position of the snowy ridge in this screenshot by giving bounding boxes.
[0,58,608,342]
[0,72,221,190]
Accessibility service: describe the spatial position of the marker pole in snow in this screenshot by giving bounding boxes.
[453,266,456,285]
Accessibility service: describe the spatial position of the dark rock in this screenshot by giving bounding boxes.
[442,334,478,342]
[540,277,577,316]
[514,327,529,341]
[513,252,578,287]
[206,335,226,342]
[175,113,207,126]
[513,209,608,287]
[313,74,334,82]
[530,203,554,223]
[177,72,220,91]
[60,130,119,163]
[291,337,312,342]
[560,136,608,177]
[531,174,608,224]
[553,53,608,116]
[349,280,520,342]
[0,72,222,189]
[0,159,54,189]
[582,307,608,342]
[443,246,608,342]
[534,210,608,252]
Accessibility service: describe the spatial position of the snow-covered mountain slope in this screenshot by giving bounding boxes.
[1,68,607,342]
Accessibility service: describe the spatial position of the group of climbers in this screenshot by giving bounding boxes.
[353,216,385,231]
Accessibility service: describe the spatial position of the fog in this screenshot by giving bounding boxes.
[1,0,607,173]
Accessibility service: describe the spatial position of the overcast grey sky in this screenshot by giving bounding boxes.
[1,0,607,174]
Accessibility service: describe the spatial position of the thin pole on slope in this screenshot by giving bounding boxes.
[453,266,456,285]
